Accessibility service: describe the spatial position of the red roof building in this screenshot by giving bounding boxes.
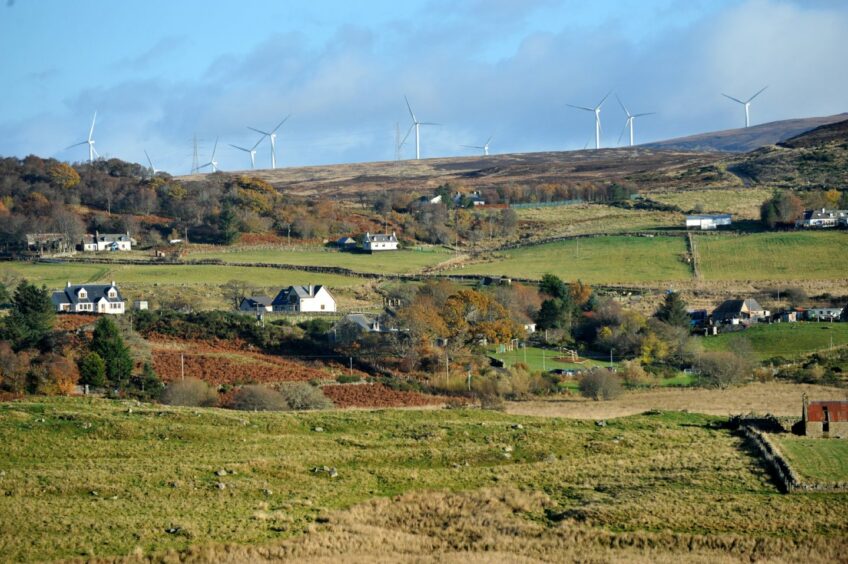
[803,397,848,438]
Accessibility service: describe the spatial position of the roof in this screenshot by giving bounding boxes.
[344,313,380,332]
[803,209,848,220]
[336,236,356,245]
[52,283,123,306]
[84,233,131,244]
[26,233,64,244]
[365,232,397,243]
[685,214,732,221]
[272,285,333,305]
[240,296,272,307]
[807,401,848,422]
[712,298,764,318]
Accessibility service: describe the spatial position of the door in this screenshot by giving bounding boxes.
[822,406,830,433]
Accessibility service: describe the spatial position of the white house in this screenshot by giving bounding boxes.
[685,214,732,230]
[51,281,125,315]
[454,191,486,207]
[806,307,844,321]
[363,232,399,252]
[796,209,848,228]
[271,285,336,313]
[82,231,133,252]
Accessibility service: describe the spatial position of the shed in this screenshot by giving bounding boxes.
[803,397,848,438]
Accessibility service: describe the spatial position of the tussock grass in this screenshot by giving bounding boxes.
[0,397,846,561]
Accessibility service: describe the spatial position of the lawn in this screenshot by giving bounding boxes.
[649,188,772,219]
[187,247,451,274]
[697,231,848,281]
[489,344,612,373]
[1,397,846,561]
[699,322,848,361]
[465,235,692,284]
[771,435,848,483]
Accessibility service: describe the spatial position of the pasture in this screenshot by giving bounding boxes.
[1,397,846,561]
[771,435,848,483]
[649,188,772,219]
[465,235,691,284]
[516,203,680,238]
[699,322,848,361]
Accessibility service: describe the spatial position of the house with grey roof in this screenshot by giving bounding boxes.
[272,285,336,313]
[238,296,273,313]
[52,281,125,315]
[363,232,398,252]
[806,307,844,321]
[82,231,133,252]
[711,298,769,325]
[795,208,848,228]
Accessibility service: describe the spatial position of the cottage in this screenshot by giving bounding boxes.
[795,208,848,228]
[336,236,357,249]
[454,191,486,207]
[711,298,769,325]
[803,396,848,438]
[52,281,125,315]
[416,194,443,205]
[363,232,399,252]
[806,307,844,322]
[239,296,273,313]
[272,285,336,313]
[82,231,133,252]
[685,214,732,230]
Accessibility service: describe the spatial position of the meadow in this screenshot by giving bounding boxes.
[699,322,848,360]
[648,188,772,219]
[516,203,681,238]
[1,397,846,561]
[696,231,848,281]
[771,435,848,483]
[464,235,692,284]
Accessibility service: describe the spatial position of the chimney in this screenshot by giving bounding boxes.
[66,281,71,288]
[111,280,116,287]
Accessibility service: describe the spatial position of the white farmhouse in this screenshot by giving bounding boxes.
[272,285,336,313]
[685,214,732,230]
[82,231,133,252]
[795,209,848,228]
[363,232,399,252]
[51,281,126,315]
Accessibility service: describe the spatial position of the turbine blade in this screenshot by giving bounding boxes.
[596,91,611,109]
[248,126,270,136]
[66,141,88,149]
[144,149,154,169]
[485,136,493,145]
[746,85,768,103]
[420,122,439,126]
[211,137,219,159]
[272,114,291,133]
[400,124,415,147]
[460,145,483,149]
[615,94,631,117]
[230,144,249,152]
[721,93,745,105]
[250,137,264,150]
[632,112,655,118]
[617,120,629,145]
[88,111,97,141]
[404,95,417,122]
[567,104,594,112]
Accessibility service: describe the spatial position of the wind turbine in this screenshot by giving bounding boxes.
[722,86,767,128]
[229,137,263,169]
[144,150,159,175]
[461,136,493,156]
[249,114,290,169]
[616,95,655,147]
[568,92,610,150]
[402,95,438,160]
[67,112,99,164]
[197,137,219,173]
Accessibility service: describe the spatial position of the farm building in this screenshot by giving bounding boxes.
[52,281,125,315]
[336,236,357,249]
[806,307,844,321]
[238,296,273,313]
[795,208,848,228]
[272,285,336,313]
[712,298,769,325]
[25,233,70,253]
[82,231,133,252]
[363,232,399,252]
[802,397,848,438]
[685,214,732,230]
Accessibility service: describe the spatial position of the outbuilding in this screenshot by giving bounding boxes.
[803,397,848,438]
[685,214,732,230]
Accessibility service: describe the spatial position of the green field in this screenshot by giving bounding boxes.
[465,236,691,284]
[490,344,611,374]
[1,398,846,561]
[188,247,450,274]
[516,203,681,237]
[697,231,848,281]
[700,322,848,360]
[649,188,772,219]
[771,435,848,483]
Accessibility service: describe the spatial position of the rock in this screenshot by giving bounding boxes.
[328,468,339,479]
[511,423,524,430]
[216,482,227,490]
[262,488,273,496]
[595,420,607,427]
[215,469,227,476]
[502,452,512,459]
[165,526,182,535]
[503,445,514,453]
[313,427,324,433]
[89,490,98,496]
[110,495,118,500]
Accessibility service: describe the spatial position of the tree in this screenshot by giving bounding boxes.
[578,368,622,400]
[90,317,133,388]
[48,163,81,190]
[760,191,803,228]
[539,273,568,299]
[3,282,55,350]
[699,352,749,389]
[656,292,689,328]
[78,352,107,388]
[160,377,218,407]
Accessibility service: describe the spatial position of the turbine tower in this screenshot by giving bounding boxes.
[249,115,290,169]
[402,95,438,160]
[616,95,655,147]
[67,112,99,164]
[568,93,610,150]
[461,136,493,156]
[198,137,219,173]
[722,86,767,128]
[230,137,263,169]
[144,150,159,175]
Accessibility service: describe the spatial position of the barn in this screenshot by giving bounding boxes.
[802,397,848,438]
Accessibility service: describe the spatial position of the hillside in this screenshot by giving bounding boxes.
[643,113,848,153]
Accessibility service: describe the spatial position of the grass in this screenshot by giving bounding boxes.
[489,344,612,373]
[649,188,772,219]
[516,203,681,238]
[699,322,848,361]
[771,435,848,483]
[1,397,846,561]
[465,235,691,284]
[187,247,451,274]
[697,231,848,281]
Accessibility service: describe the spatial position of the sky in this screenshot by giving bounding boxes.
[0,0,846,174]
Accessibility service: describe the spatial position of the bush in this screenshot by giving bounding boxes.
[618,360,651,386]
[278,382,333,410]
[699,352,750,389]
[229,384,289,411]
[160,378,218,407]
[78,352,106,388]
[578,368,622,400]
[336,374,361,384]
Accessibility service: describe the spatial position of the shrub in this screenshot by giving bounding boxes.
[578,368,622,400]
[278,382,333,410]
[698,352,750,389]
[160,378,218,407]
[78,352,106,388]
[618,360,651,386]
[229,384,289,411]
[336,374,361,384]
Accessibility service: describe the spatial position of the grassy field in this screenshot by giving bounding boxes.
[699,322,848,360]
[649,188,772,219]
[187,247,451,274]
[771,435,848,483]
[697,231,848,281]
[1,397,846,561]
[516,203,681,238]
[489,344,612,373]
[465,235,691,284]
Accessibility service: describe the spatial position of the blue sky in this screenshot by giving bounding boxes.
[0,0,845,173]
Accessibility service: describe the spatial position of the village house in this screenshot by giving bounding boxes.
[82,231,133,252]
[806,307,844,322]
[711,298,769,325]
[238,296,273,313]
[336,236,357,250]
[802,396,848,438]
[685,214,732,230]
[795,208,848,228]
[51,281,125,315]
[363,232,399,252]
[25,233,70,254]
[272,285,336,313]
[454,191,486,207]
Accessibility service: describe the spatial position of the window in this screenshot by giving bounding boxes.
[321,304,325,310]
